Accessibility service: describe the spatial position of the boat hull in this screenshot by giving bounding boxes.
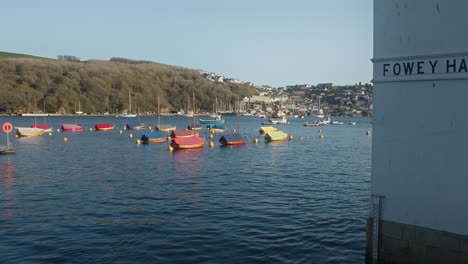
[95,123,115,131]
[16,127,45,137]
[199,119,225,124]
[171,137,205,149]
[61,124,84,132]
[264,131,288,141]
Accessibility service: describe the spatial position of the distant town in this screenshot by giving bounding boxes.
[199,70,373,117]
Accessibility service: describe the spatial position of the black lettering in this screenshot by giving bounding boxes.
[383,64,390,76]
[447,59,457,73]
[458,58,467,72]
[417,61,424,74]
[429,60,438,74]
[393,63,401,75]
[403,62,414,75]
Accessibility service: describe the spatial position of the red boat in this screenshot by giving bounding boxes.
[61,124,84,132]
[95,123,115,131]
[171,136,205,149]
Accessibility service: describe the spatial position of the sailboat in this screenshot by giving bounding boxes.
[219,96,246,146]
[30,98,52,132]
[75,101,83,115]
[187,92,202,130]
[155,97,176,132]
[118,91,137,118]
[199,97,225,124]
[62,101,84,132]
[126,94,145,130]
[316,97,324,118]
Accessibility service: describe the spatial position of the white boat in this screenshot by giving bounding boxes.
[349,121,356,125]
[75,101,83,115]
[117,91,137,117]
[331,121,344,125]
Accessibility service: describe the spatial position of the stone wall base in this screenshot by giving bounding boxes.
[365,218,468,264]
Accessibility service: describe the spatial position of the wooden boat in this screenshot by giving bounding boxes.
[156,124,176,132]
[30,124,52,132]
[259,126,278,134]
[61,124,84,132]
[16,127,45,137]
[95,123,115,131]
[126,122,145,130]
[219,133,246,146]
[264,131,288,141]
[171,136,205,149]
[170,130,199,138]
[187,124,202,130]
[207,124,226,133]
[141,131,168,143]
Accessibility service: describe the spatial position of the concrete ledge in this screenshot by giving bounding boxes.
[366,218,468,264]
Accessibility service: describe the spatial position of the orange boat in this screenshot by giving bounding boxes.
[171,136,205,149]
[95,123,115,131]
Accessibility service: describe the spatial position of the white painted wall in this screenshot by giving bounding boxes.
[372,0,468,235]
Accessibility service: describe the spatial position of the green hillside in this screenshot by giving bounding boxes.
[0,51,48,60]
[0,54,258,114]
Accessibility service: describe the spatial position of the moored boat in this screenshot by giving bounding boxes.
[259,126,278,134]
[141,131,168,143]
[199,117,225,124]
[207,124,226,133]
[0,145,15,155]
[156,124,176,132]
[126,122,145,130]
[187,124,202,130]
[16,127,45,137]
[171,136,205,149]
[95,123,115,131]
[30,124,52,132]
[264,131,288,141]
[170,130,199,138]
[61,124,84,132]
[219,133,246,146]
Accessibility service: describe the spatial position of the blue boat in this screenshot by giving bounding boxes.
[126,122,145,130]
[141,131,168,143]
[208,124,226,133]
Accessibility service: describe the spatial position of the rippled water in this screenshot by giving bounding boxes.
[0,115,371,264]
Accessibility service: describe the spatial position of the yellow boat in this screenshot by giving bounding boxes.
[264,131,288,141]
[16,127,44,137]
[259,126,278,134]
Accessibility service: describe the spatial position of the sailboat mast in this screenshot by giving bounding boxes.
[157,96,161,127]
[129,90,132,113]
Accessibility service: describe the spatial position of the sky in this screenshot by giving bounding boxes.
[1,0,373,87]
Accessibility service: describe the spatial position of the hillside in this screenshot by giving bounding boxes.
[0,54,258,114]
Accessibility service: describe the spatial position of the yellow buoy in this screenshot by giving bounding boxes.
[166,136,172,141]
[128,134,133,138]
[167,146,174,151]
[15,134,19,138]
[48,132,52,136]
[319,134,324,139]
[253,138,258,144]
[366,130,371,136]
[148,126,152,130]
[206,127,210,130]
[135,139,141,144]
[150,130,153,132]
[89,128,93,131]
[288,135,293,140]
[232,129,236,132]
[63,137,68,141]
[208,141,214,148]
[56,129,60,132]
[208,134,213,139]
[211,129,215,134]
[318,129,322,133]
[123,126,127,130]
[119,130,123,134]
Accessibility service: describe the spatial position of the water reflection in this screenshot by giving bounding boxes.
[1,158,16,219]
[170,148,204,203]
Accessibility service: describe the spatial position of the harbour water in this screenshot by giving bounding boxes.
[0,116,371,263]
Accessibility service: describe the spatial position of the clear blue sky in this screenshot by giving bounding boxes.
[2,0,373,87]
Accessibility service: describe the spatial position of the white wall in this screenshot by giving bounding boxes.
[372,0,468,234]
